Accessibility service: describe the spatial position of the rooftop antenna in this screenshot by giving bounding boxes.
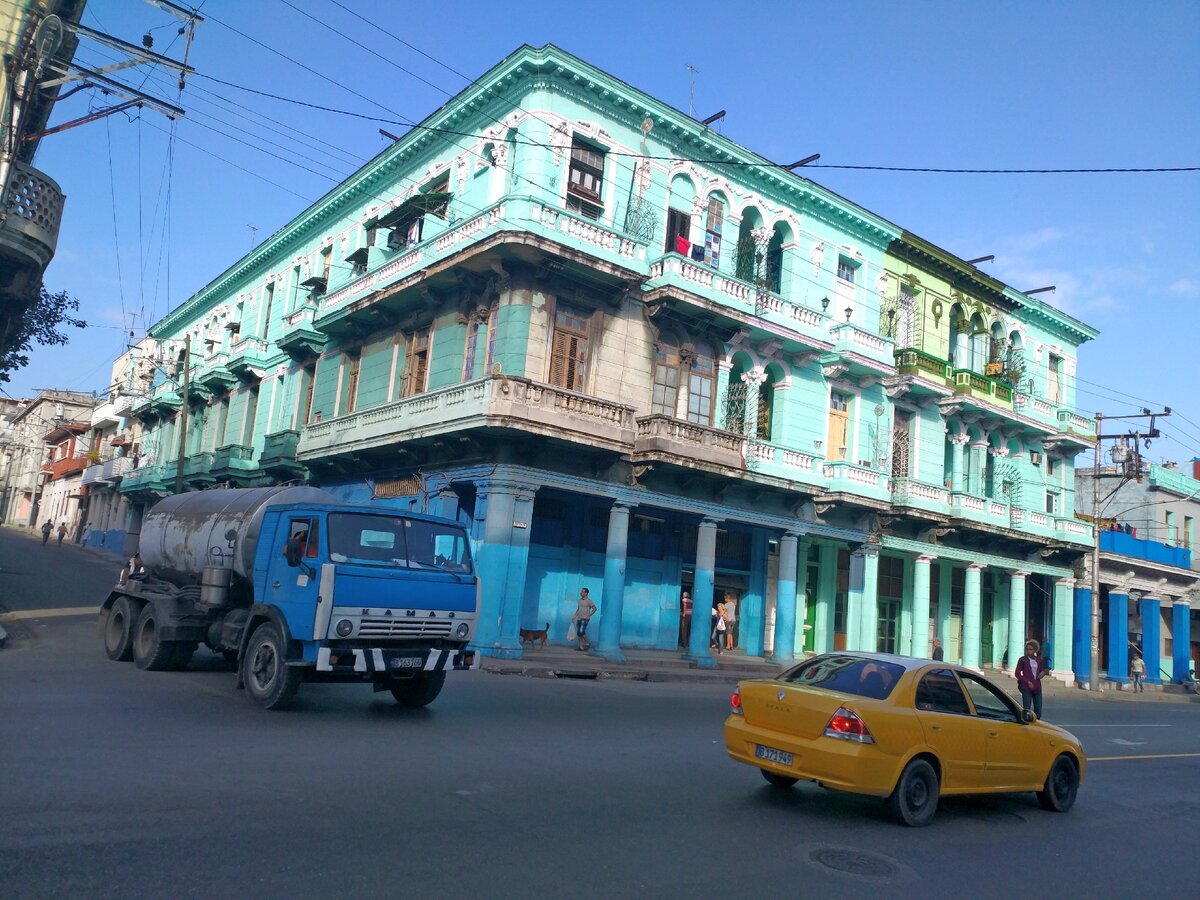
[686,64,699,117]
[246,224,259,250]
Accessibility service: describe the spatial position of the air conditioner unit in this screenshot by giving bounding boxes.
[1030,451,1043,465]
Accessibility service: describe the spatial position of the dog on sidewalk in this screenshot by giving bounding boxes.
[519,622,550,649]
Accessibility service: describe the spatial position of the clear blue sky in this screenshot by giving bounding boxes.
[15,0,1200,465]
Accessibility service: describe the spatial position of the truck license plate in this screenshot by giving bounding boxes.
[390,656,421,670]
[755,744,793,766]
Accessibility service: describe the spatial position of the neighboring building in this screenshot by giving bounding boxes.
[1,389,93,530]
[0,1,83,321]
[119,44,1099,672]
[1076,462,1200,686]
[79,339,154,555]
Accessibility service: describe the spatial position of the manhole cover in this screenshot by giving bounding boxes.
[810,848,896,878]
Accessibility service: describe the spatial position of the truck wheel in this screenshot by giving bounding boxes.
[132,604,179,671]
[388,671,446,708]
[242,623,302,710]
[103,597,141,662]
[169,641,198,671]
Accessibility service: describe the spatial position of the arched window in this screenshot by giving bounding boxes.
[736,207,764,282]
[949,304,967,368]
[652,337,682,417]
[665,175,696,255]
[757,374,775,440]
[969,313,987,372]
[686,342,716,426]
[701,192,726,269]
[651,336,716,426]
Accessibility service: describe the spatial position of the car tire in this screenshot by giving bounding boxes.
[760,769,798,790]
[889,758,940,827]
[241,623,302,710]
[388,672,446,708]
[132,604,179,671]
[103,597,140,662]
[1037,754,1079,813]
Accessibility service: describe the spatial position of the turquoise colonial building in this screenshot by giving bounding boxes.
[119,44,1099,673]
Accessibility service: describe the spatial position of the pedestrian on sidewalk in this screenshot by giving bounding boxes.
[56,522,67,547]
[1130,652,1146,693]
[931,638,944,661]
[721,592,738,651]
[40,520,52,545]
[711,602,726,654]
[81,522,90,546]
[678,591,692,648]
[1015,639,1047,720]
[570,587,596,652]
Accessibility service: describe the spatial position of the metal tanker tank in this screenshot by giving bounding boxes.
[138,486,337,587]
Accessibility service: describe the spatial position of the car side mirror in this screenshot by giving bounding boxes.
[1021,709,1037,724]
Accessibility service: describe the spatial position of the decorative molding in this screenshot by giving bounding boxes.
[822,362,849,380]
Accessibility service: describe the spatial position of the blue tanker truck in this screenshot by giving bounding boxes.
[98,486,479,710]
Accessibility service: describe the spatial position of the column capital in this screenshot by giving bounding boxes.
[1010,570,1031,579]
[914,554,937,564]
[699,516,723,528]
[1056,577,1077,588]
[966,562,986,572]
[1139,594,1161,604]
[609,500,636,512]
[1173,597,1192,607]
[779,531,801,544]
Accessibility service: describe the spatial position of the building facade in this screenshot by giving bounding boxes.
[1076,462,1200,685]
[1,389,94,531]
[119,44,1099,672]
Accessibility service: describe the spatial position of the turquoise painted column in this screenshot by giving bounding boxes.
[744,530,768,657]
[948,436,967,493]
[1072,586,1092,684]
[813,542,838,653]
[849,545,879,652]
[472,481,535,659]
[937,562,953,659]
[1107,591,1130,686]
[1139,596,1162,685]
[899,556,914,656]
[962,563,984,669]
[1173,600,1192,682]
[595,501,632,662]
[793,539,812,653]
[500,487,537,654]
[770,532,799,664]
[992,583,1008,668]
[1053,579,1074,678]
[1006,571,1028,672]
[911,554,933,658]
[685,518,719,668]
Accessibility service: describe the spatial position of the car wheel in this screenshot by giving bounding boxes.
[889,758,940,827]
[388,672,446,708]
[1037,754,1079,812]
[760,769,798,790]
[103,597,140,662]
[241,623,302,710]
[132,604,179,671]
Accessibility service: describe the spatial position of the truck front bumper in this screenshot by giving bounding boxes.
[313,646,479,675]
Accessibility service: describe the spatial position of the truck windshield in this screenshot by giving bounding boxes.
[327,514,473,573]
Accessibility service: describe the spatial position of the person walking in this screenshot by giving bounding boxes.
[721,592,738,651]
[679,591,692,648]
[56,522,67,547]
[1130,652,1146,693]
[1015,639,1047,720]
[570,587,597,652]
[711,601,726,654]
[931,638,944,661]
[40,520,52,545]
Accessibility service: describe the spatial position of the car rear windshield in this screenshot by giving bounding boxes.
[780,655,906,700]
[327,513,473,573]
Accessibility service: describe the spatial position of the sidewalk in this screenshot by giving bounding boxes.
[481,645,1200,704]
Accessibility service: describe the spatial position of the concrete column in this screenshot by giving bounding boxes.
[595,501,632,662]
[948,439,966,493]
[1053,578,1074,677]
[1072,586,1093,684]
[1006,571,1029,673]
[911,555,934,658]
[899,556,914,656]
[793,539,812,654]
[770,533,800,664]
[963,563,984,669]
[1107,591,1131,686]
[1173,600,1192,682]
[991,583,1009,668]
[937,561,953,659]
[1139,596,1162,685]
[744,530,768,657]
[813,542,838,653]
[849,545,880,652]
[685,518,720,668]
[473,482,537,658]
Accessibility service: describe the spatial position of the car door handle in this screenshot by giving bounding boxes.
[929,724,942,732]
[988,730,999,737]
[272,581,281,589]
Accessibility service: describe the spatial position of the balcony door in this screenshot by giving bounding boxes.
[891,409,913,478]
[827,391,850,461]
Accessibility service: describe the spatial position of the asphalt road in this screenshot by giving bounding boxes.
[2,527,1199,899]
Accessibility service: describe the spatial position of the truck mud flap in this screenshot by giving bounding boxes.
[316,647,479,674]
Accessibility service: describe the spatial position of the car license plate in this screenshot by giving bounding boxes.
[755,744,793,766]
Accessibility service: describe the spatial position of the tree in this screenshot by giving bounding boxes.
[0,283,86,383]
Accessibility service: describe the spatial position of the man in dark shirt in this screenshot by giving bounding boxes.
[931,638,944,661]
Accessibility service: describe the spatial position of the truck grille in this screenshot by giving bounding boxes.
[357,617,454,638]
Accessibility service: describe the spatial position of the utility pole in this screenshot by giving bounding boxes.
[1088,407,1170,692]
[174,334,191,495]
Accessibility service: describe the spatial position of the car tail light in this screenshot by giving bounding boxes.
[823,706,875,744]
[730,686,743,716]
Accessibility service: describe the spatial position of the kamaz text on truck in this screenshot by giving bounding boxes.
[98,487,480,710]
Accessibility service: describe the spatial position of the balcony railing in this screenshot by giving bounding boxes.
[890,477,950,508]
[1057,409,1096,438]
[895,348,951,380]
[42,455,89,480]
[1100,528,1191,568]
[1,161,65,261]
[823,460,888,496]
[633,415,744,470]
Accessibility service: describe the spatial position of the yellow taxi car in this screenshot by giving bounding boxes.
[724,652,1085,826]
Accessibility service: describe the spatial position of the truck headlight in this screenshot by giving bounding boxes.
[456,622,470,638]
[335,618,354,637]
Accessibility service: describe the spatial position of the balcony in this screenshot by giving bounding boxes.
[1100,529,1191,569]
[119,463,171,496]
[42,455,89,480]
[80,456,132,487]
[276,307,326,360]
[81,463,105,486]
[211,444,260,484]
[198,351,239,393]
[260,429,306,479]
[830,322,895,373]
[181,451,217,488]
[1056,409,1096,441]
[0,161,65,305]
[952,369,1013,405]
[895,348,951,381]
[890,477,950,515]
[298,376,637,462]
[632,415,745,473]
[91,401,121,429]
[226,336,273,378]
[821,460,890,503]
[742,440,825,488]
[146,385,182,417]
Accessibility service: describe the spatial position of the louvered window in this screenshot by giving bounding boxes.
[343,354,361,414]
[549,306,589,391]
[566,139,605,219]
[402,328,431,397]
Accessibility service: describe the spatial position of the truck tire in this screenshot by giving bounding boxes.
[241,623,302,710]
[169,641,198,671]
[133,604,179,671]
[388,671,446,708]
[103,597,141,662]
